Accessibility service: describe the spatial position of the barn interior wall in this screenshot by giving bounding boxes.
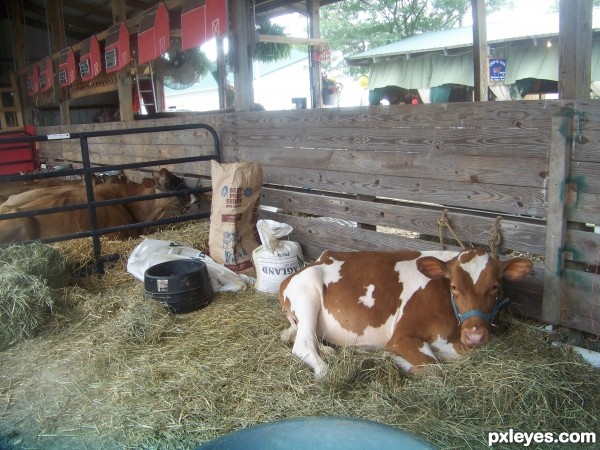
[35,101,600,336]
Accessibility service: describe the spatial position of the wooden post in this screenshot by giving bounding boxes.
[112,0,133,121]
[230,0,254,111]
[308,0,322,108]
[45,0,71,125]
[558,0,593,99]
[542,114,573,325]
[216,36,227,109]
[7,0,32,126]
[471,0,488,101]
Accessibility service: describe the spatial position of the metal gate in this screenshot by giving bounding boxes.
[0,123,221,273]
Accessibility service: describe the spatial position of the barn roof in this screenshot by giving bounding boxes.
[347,8,600,66]
[1,0,340,42]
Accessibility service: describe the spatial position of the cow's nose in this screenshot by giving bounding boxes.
[463,327,487,348]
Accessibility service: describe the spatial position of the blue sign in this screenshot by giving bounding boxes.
[489,59,506,81]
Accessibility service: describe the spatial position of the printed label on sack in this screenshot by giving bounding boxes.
[221,213,242,223]
[220,185,255,209]
[222,231,249,265]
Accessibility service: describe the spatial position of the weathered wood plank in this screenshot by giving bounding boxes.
[261,188,547,256]
[258,209,461,258]
[221,102,563,130]
[241,146,547,188]
[565,228,600,266]
[262,166,547,217]
[566,191,600,224]
[227,126,551,157]
[561,270,600,335]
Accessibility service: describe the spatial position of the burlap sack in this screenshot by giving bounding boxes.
[209,160,262,276]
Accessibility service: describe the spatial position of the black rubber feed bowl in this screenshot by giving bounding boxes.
[144,260,213,314]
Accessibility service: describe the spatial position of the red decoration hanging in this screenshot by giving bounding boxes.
[79,35,102,81]
[105,22,130,73]
[181,0,228,50]
[26,64,39,97]
[138,3,170,64]
[38,56,53,92]
[312,44,331,63]
[58,47,76,87]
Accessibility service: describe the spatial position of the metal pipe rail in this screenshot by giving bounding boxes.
[0,123,221,274]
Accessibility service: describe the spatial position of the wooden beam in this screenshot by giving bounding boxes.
[308,0,322,109]
[230,0,255,112]
[257,34,324,46]
[558,0,593,99]
[113,0,133,122]
[46,0,71,125]
[7,0,32,126]
[216,36,228,109]
[542,114,573,325]
[471,0,488,101]
[62,0,114,20]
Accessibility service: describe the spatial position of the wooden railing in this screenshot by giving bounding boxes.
[36,101,600,335]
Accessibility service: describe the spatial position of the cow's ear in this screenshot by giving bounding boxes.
[501,258,533,280]
[417,257,447,279]
[152,169,169,188]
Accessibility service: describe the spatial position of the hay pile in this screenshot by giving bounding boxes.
[0,243,70,351]
[0,221,598,450]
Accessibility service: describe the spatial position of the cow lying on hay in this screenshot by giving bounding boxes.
[0,168,193,243]
[279,248,533,378]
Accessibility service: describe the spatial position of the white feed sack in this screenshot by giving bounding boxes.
[209,161,263,276]
[252,219,305,293]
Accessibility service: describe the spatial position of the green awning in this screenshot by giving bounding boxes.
[504,45,559,84]
[369,52,473,90]
[369,37,600,90]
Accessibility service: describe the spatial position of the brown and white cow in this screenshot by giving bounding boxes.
[279,248,533,378]
[0,168,192,243]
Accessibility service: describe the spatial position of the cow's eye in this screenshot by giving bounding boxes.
[451,284,460,294]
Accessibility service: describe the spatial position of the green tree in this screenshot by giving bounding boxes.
[321,0,511,75]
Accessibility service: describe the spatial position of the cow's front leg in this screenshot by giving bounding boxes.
[386,335,440,375]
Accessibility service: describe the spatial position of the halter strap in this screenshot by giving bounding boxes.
[450,292,510,327]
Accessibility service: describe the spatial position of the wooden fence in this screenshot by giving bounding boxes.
[36,100,600,336]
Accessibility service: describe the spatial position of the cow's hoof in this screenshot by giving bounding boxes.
[314,364,329,379]
[280,327,297,343]
[321,345,336,355]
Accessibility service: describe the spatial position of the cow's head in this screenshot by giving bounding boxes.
[152,168,195,213]
[417,249,532,348]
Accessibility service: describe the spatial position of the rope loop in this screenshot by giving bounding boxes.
[488,216,503,258]
[438,209,466,250]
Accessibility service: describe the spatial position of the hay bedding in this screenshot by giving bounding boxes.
[0,222,598,450]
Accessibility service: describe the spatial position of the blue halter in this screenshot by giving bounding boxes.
[450,292,510,327]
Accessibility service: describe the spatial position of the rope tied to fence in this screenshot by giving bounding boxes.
[438,209,466,250]
[488,216,503,258]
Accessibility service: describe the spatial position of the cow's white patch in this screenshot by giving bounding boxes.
[389,353,415,372]
[429,335,461,362]
[459,253,490,284]
[358,284,376,308]
[419,342,440,362]
[322,258,344,286]
[318,307,395,348]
